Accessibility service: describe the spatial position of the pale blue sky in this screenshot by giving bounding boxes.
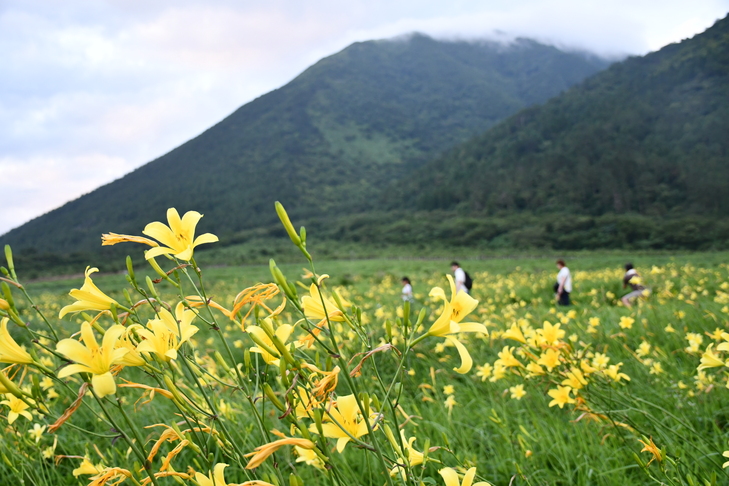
[1,0,728,234]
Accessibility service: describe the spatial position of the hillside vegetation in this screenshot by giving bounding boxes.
[395,17,729,224]
[0,35,608,257]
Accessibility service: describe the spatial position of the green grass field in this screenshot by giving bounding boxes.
[3,248,729,486]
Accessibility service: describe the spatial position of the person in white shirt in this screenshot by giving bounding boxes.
[555,259,572,306]
[451,261,469,293]
[401,277,414,302]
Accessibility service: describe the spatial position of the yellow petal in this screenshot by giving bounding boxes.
[439,467,460,486]
[92,372,117,398]
[447,337,473,374]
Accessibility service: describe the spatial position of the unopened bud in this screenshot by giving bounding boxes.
[125,256,136,285]
[263,383,286,412]
[213,351,232,373]
[145,276,160,300]
[275,202,301,246]
[0,371,25,399]
[3,245,15,275]
[1,283,15,310]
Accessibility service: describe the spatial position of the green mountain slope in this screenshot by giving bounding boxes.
[1,34,609,255]
[396,17,729,224]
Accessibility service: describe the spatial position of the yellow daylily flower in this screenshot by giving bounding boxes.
[73,457,105,476]
[302,363,340,403]
[194,463,230,486]
[429,275,479,324]
[310,394,377,452]
[0,317,34,364]
[391,431,425,478]
[537,348,561,371]
[604,363,630,382]
[537,321,564,346]
[295,445,325,469]
[29,423,46,443]
[619,316,635,329]
[638,437,662,466]
[247,322,296,366]
[502,323,526,344]
[56,322,128,398]
[136,304,198,361]
[115,325,147,367]
[496,346,522,368]
[561,368,588,389]
[426,278,486,374]
[59,267,118,318]
[244,436,316,469]
[143,208,218,261]
[302,282,345,324]
[509,384,526,400]
[547,385,575,408]
[699,344,727,370]
[1,393,33,424]
[438,467,490,486]
[194,463,275,486]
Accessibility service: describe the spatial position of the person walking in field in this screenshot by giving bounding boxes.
[622,263,650,307]
[401,277,414,302]
[451,261,472,293]
[555,259,572,306]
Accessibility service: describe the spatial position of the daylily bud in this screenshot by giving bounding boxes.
[416,308,427,327]
[360,392,370,417]
[385,320,392,342]
[30,374,41,399]
[0,371,26,399]
[263,383,286,411]
[403,301,410,329]
[370,394,381,411]
[1,283,16,311]
[0,267,8,277]
[145,276,160,300]
[213,351,231,373]
[383,424,401,454]
[280,358,290,388]
[163,375,191,411]
[313,409,324,436]
[7,308,26,327]
[275,202,301,246]
[243,349,251,371]
[269,259,297,301]
[147,256,167,278]
[4,245,15,276]
[299,226,306,245]
[123,288,133,306]
[125,256,136,285]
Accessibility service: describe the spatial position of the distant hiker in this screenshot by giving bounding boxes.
[555,259,572,306]
[622,263,650,307]
[451,261,473,293]
[401,277,414,302]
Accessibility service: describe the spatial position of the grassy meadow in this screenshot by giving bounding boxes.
[2,237,729,486]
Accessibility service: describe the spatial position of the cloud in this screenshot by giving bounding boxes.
[1,0,727,234]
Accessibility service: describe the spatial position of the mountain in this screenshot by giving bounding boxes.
[387,15,729,250]
[0,34,610,256]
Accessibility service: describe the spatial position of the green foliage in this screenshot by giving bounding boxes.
[396,16,729,221]
[0,35,608,257]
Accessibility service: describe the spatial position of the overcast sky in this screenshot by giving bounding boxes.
[1,0,728,235]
